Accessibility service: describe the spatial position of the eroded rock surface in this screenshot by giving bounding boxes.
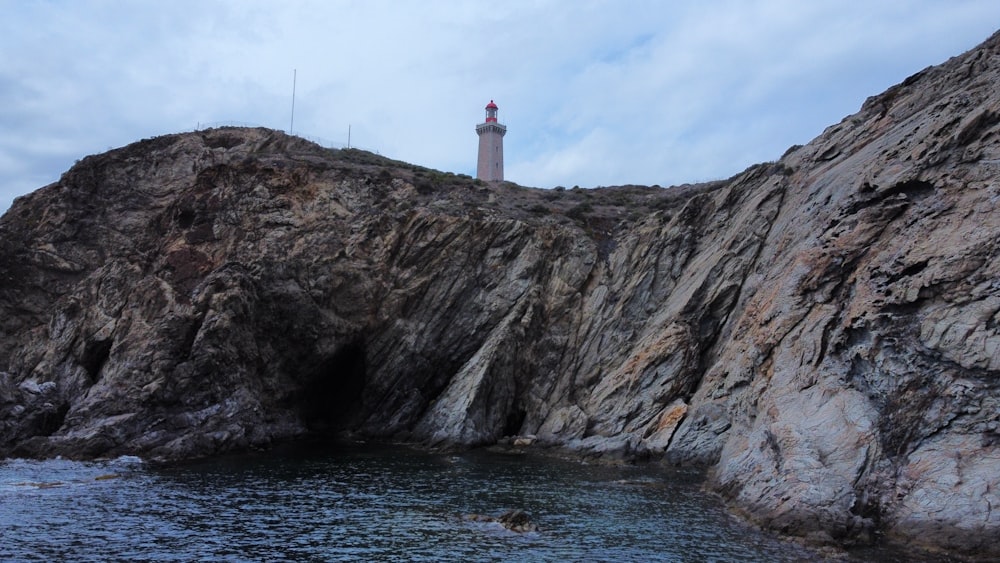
[2,29,1000,558]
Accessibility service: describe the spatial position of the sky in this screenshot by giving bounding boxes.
[1,1,999,213]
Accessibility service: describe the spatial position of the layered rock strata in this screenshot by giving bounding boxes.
[3,30,1000,557]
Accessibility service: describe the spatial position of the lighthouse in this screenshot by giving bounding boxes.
[476,100,506,182]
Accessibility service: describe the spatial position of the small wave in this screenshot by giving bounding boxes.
[110,455,144,465]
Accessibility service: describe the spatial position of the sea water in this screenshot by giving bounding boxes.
[0,443,953,561]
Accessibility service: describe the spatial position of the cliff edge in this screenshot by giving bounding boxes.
[3,30,1000,556]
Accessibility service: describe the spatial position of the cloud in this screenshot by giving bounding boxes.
[2,1,999,212]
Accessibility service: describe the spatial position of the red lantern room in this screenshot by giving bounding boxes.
[485,100,498,123]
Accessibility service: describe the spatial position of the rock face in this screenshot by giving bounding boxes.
[2,30,1000,557]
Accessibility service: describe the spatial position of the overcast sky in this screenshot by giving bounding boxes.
[2,1,999,213]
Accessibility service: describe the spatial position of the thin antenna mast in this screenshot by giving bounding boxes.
[290,69,297,134]
[348,124,351,149]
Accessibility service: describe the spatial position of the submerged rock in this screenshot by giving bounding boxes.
[497,510,538,533]
[2,28,1000,559]
[467,510,539,533]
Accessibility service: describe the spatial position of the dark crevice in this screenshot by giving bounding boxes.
[38,402,70,437]
[899,259,929,278]
[503,408,526,436]
[763,429,782,466]
[880,179,936,201]
[815,318,837,367]
[842,180,935,218]
[175,206,196,229]
[883,300,928,316]
[80,338,112,384]
[817,145,841,161]
[687,284,740,401]
[845,327,873,348]
[661,410,688,452]
[299,342,367,434]
[884,259,930,285]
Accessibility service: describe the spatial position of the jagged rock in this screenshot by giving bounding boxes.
[511,435,536,447]
[497,509,538,533]
[2,28,1000,559]
[468,509,539,533]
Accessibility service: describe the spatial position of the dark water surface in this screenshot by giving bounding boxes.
[0,443,949,561]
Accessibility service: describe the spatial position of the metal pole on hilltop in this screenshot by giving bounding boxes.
[290,69,297,134]
[348,124,351,149]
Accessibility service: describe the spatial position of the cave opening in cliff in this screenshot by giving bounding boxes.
[504,407,526,437]
[80,338,112,384]
[299,342,367,435]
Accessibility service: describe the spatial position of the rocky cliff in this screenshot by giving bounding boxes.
[3,30,1000,557]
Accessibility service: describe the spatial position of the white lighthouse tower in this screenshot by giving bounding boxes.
[476,100,506,182]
